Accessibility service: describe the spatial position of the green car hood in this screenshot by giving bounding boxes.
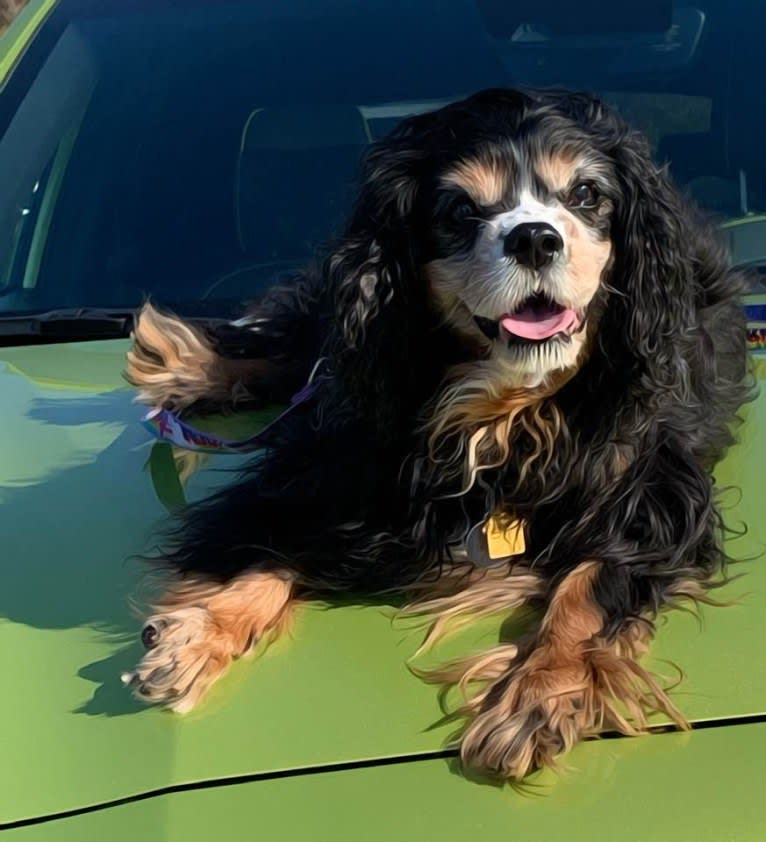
[0,339,765,826]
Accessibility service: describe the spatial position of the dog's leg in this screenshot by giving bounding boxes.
[123,568,295,712]
[456,561,688,779]
[401,563,544,654]
[126,272,325,412]
[125,303,281,412]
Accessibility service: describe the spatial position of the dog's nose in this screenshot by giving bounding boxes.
[504,223,563,269]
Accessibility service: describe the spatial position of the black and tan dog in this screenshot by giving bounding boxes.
[123,88,751,779]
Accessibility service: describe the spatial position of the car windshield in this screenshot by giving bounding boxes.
[0,0,764,323]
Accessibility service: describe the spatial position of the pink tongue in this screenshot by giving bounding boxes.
[501,305,580,340]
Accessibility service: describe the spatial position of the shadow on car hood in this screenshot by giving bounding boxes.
[0,339,764,825]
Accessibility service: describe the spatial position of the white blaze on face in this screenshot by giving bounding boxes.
[482,190,563,260]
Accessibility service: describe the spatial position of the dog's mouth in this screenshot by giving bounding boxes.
[474,294,582,345]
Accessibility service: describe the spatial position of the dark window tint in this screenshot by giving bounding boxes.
[0,0,764,319]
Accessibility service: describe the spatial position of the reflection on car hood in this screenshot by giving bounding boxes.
[0,339,765,825]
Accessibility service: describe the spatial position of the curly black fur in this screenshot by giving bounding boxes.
[154,88,753,643]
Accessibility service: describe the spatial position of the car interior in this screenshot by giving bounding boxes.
[0,0,765,319]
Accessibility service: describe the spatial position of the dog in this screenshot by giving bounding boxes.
[123,88,751,780]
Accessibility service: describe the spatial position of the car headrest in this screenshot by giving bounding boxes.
[657,131,729,186]
[235,105,370,262]
[656,131,754,215]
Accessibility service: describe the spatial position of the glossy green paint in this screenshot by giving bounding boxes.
[0,0,58,84]
[7,724,766,841]
[0,338,764,825]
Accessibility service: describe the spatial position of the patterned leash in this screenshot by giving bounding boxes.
[141,358,326,454]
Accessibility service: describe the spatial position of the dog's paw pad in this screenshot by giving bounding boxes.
[124,607,231,712]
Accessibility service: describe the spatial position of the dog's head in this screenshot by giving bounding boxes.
[331,88,705,425]
[421,98,617,384]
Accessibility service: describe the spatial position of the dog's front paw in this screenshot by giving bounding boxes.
[126,303,218,411]
[459,664,591,779]
[122,606,244,713]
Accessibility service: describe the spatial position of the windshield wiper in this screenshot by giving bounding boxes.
[0,307,135,345]
[0,307,236,347]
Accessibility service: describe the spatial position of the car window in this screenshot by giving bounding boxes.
[601,92,712,154]
[0,25,96,299]
[0,0,764,323]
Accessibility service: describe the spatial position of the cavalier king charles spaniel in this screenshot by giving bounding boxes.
[123,89,751,780]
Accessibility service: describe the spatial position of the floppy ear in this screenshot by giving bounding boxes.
[584,105,750,461]
[326,128,429,434]
[605,127,700,393]
[330,134,424,348]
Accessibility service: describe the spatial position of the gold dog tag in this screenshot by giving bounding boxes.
[484,516,526,559]
[466,514,526,567]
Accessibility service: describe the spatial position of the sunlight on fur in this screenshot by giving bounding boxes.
[426,361,571,495]
[123,570,296,712]
[407,561,689,778]
[126,302,219,410]
[400,563,544,655]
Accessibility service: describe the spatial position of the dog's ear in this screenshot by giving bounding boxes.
[330,134,423,349]
[588,107,751,462]
[607,128,699,390]
[326,126,429,433]
[566,101,734,405]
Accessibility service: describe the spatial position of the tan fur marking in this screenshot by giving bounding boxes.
[609,442,635,477]
[664,576,735,608]
[416,562,688,779]
[565,218,612,306]
[586,441,636,493]
[126,302,262,411]
[535,150,580,193]
[443,158,507,206]
[126,303,219,409]
[400,564,544,655]
[427,363,574,494]
[126,570,295,712]
[540,561,604,649]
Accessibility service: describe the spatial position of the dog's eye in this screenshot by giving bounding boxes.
[448,199,476,223]
[567,182,599,209]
